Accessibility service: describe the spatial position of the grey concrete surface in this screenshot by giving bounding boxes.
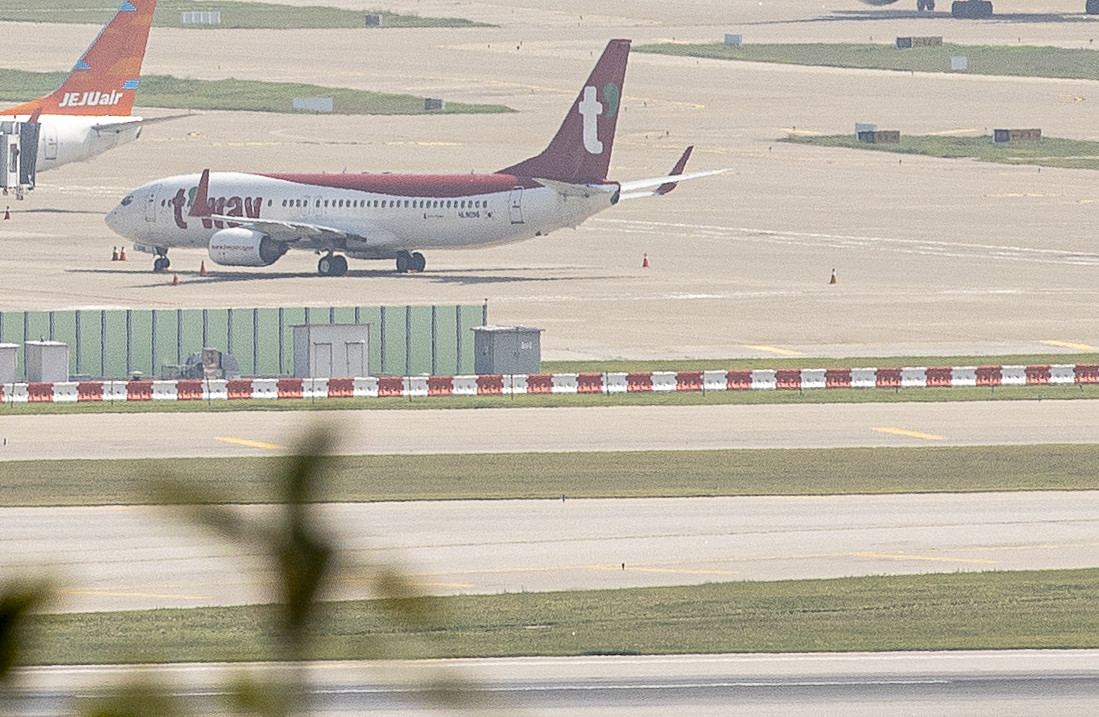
[0,399,1095,460]
[8,650,1099,715]
[3,491,1097,612]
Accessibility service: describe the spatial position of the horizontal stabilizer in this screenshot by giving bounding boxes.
[535,178,618,199]
[617,168,728,200]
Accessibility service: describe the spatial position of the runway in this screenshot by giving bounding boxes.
[3,491,1096,612]
[0,399,1096,460]
[8,650,1099,715]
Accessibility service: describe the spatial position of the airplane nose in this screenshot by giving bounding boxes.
[104,196,134,237]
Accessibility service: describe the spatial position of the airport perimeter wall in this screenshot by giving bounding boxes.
[3,363,1095,403]
[0,304,487,380]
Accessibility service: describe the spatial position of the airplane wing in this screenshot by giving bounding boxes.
[209,215,354,244]
[617,145,728,200]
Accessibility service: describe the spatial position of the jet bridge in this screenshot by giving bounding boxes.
[1,121,39,199]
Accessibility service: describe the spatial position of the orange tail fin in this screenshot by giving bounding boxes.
[4,0,156,117]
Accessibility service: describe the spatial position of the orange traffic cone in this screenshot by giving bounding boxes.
[642,253,650,268]
[829,268,837,285]
[2,206,9,220]
[199,261,207,277]
[171,273,179,286]
[119,246,127,261]
[111,247,119,261]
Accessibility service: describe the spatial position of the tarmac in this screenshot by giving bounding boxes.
[2,3,1099,359]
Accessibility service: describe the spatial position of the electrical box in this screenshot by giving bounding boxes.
[472,325,543,375]
[25,341,69,383]
[293,324,370,378]
[0,343,17,383]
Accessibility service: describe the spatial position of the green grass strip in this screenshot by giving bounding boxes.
[24,569,1099,664]
[3,444,1098,507]
[636,41,1099,80]
[0,70,511,115]
[783,133,1099,171]
[0,1,489,29]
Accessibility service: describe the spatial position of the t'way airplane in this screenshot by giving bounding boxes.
[1,0,161,197]
[105,39,724,275]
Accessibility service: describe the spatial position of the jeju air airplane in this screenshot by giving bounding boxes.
[105,39,724,275]
[1,0,162,196]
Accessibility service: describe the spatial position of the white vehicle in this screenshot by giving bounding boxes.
[1,0,162,197]
[106,39,724,275]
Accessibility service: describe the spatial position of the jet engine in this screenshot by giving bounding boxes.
[208,227,288,267]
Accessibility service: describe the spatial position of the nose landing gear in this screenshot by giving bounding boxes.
[152,250,170,273]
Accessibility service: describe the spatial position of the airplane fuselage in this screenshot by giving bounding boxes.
[2,114,143,172]
[109,172,619,259]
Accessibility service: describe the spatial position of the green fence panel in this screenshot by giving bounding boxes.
[25,311,49,345]
[459,304,486,374]
[0,304,483,380]
[180,309,204,365]
[129,310,154,378]
[228,308,256,375]
[254,309,280,376]
[380,306,406,376]
[152,309,179,378]
[50,312,77,375]
[280,307,307,375]
[409,305,432,375]
[203,309,229,356]
[103,311,128,378]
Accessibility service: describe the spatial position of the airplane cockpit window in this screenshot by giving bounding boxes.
[120,195,134,207]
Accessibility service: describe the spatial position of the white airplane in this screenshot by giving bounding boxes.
[1,0,161,197]
[105,39,724,275]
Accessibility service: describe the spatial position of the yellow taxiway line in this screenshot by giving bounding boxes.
[1040,339,1096,351]
[744,344,805,357]
[214,436,286,451]
[873,427,944,441]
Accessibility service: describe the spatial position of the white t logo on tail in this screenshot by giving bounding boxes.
[578,86,603,155]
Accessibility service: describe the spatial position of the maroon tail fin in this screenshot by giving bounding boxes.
[498,39,630,184]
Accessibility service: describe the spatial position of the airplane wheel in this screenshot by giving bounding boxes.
[1088,0,1099,13]
[411,252,426,272]
[318,255,333,276]
[332,255,348,276]
[153,256,170,273]
[395,250,412,273]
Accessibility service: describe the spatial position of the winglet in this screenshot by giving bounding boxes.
[654,146,693,196]
[188,169,211,217]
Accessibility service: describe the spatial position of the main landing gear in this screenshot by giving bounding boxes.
[395,250,426,273]
[317,252,348,277]
[152,249,170,273]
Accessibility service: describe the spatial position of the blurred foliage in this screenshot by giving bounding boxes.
[3,427,479,715]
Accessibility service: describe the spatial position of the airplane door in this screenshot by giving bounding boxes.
[145,184,159,223]
[43,125,58,161]
[508,186,524,224]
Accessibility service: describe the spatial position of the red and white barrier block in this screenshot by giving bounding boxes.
[1,364,1095,404]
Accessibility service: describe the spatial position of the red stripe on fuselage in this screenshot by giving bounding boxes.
[261,173,541,197]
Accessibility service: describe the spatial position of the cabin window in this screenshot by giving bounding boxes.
[267,200,273,207]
